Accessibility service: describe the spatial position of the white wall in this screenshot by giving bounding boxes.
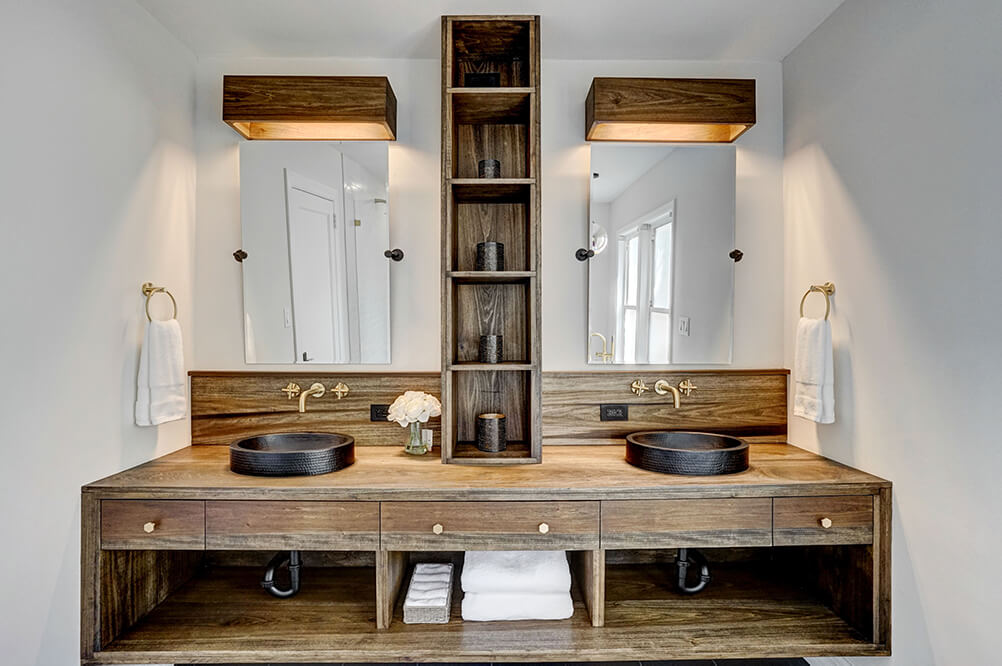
[783,1,1002,663]
[194,58,786,371]
[0,1,196,664]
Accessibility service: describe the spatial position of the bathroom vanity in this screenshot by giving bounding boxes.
[80,370,891,664]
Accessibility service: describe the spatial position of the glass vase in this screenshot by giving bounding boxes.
[403,421,429,455]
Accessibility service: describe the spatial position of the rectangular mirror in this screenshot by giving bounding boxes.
[240,141,390,363]
[587,144,735,365]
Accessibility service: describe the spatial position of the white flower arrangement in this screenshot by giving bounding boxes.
[387,391,442,427]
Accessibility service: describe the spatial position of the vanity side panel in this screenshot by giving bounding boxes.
[542,370,788,444]
[98,549,203,649]
[81,492,100,659]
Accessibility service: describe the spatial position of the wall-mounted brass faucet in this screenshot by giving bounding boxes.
[630,378,697,409]
[590,332,615,363]
[279,381,351,412]
[298,383,325,413]
[654,380,681,408]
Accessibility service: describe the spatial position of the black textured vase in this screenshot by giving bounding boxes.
[475,242,504,271]
[478,159,501,178]
[475,413,507,452]
[478,335,503,364]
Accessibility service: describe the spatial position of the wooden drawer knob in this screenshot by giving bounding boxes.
[538,522,550,534]
[432,523,444,535]
[819,517,833,529]
[143,521,156,534]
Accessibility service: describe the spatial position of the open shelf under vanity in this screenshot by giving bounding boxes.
[93,548,885,663]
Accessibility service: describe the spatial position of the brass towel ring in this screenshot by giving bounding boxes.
[142,282,177,322]
[799,282,836,320]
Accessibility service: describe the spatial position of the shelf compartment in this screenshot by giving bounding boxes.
[452,122,530,178]
[451,88,532,124]
[451,281,530,363]
[601,561,883,659]
[449,198,532,272]
[448,370,531,451]
[451,177,532,203]
[450,19,532,88]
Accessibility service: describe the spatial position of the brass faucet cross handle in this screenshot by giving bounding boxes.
[281,382,301,399]
[331,382,350,399]
[678,379,698,397]
[630,379,650,395]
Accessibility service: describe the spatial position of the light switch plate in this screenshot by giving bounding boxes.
[678,316,691,336]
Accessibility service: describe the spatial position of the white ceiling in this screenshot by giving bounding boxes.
[136,0,844,61]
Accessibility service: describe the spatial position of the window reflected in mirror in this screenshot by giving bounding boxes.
[239,141,391,364]
[588,144,735,365]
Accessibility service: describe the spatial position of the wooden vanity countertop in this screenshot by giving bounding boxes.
[83,443,890,500]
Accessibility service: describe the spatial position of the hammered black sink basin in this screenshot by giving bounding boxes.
[625,431,749,476]
[230,432,355,477]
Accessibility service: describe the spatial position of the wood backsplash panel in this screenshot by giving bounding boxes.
[541,370,788,444]
[190,372,440,446]
[190,369,786,446]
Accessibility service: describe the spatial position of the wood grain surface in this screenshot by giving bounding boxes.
[223,75,396,139]
[83,443,889,501]
[204,500,379,550]
[586,77,755,141]
[442,16,541,464]
[602,498,773,549]
[91,562,886,663]
[542,370,788,443]
[774,495,874,546]
[100,500,205,550]
[380,500,599,550]
[189,372,440,446]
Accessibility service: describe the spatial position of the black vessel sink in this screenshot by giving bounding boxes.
[230,433,355,477]
[625,431,749,476]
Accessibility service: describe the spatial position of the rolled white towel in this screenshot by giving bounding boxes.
[461,550,571,595]
[462,591,574,621]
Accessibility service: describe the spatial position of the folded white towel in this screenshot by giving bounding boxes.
[461,551,571,595]
[135,319,186,426]
[462,591,574,621]
[793,317,834,424]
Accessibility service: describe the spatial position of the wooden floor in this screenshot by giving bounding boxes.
[92,563,882,664]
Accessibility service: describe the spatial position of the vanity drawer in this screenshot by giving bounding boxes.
[101,500,205,550]
[380,501,600,550]
[205,501,379,550]
[773,495,873,546]
[601,499,773,549]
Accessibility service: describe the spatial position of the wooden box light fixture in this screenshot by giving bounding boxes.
[223,75,397,140]
[585,77,755,143]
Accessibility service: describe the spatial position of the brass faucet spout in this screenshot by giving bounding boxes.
[654,380,681,408]
[298,383,326,413]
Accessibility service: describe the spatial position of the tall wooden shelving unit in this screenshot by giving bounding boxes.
[441,16,541,464]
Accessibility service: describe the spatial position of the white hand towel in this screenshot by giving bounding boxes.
[461,550,571,595]
[462,591,574,621]
[135,319,186,426]
[793,316,834,424]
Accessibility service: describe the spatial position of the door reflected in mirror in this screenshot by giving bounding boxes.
[588,144,735,365]
[240,141,390,363]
